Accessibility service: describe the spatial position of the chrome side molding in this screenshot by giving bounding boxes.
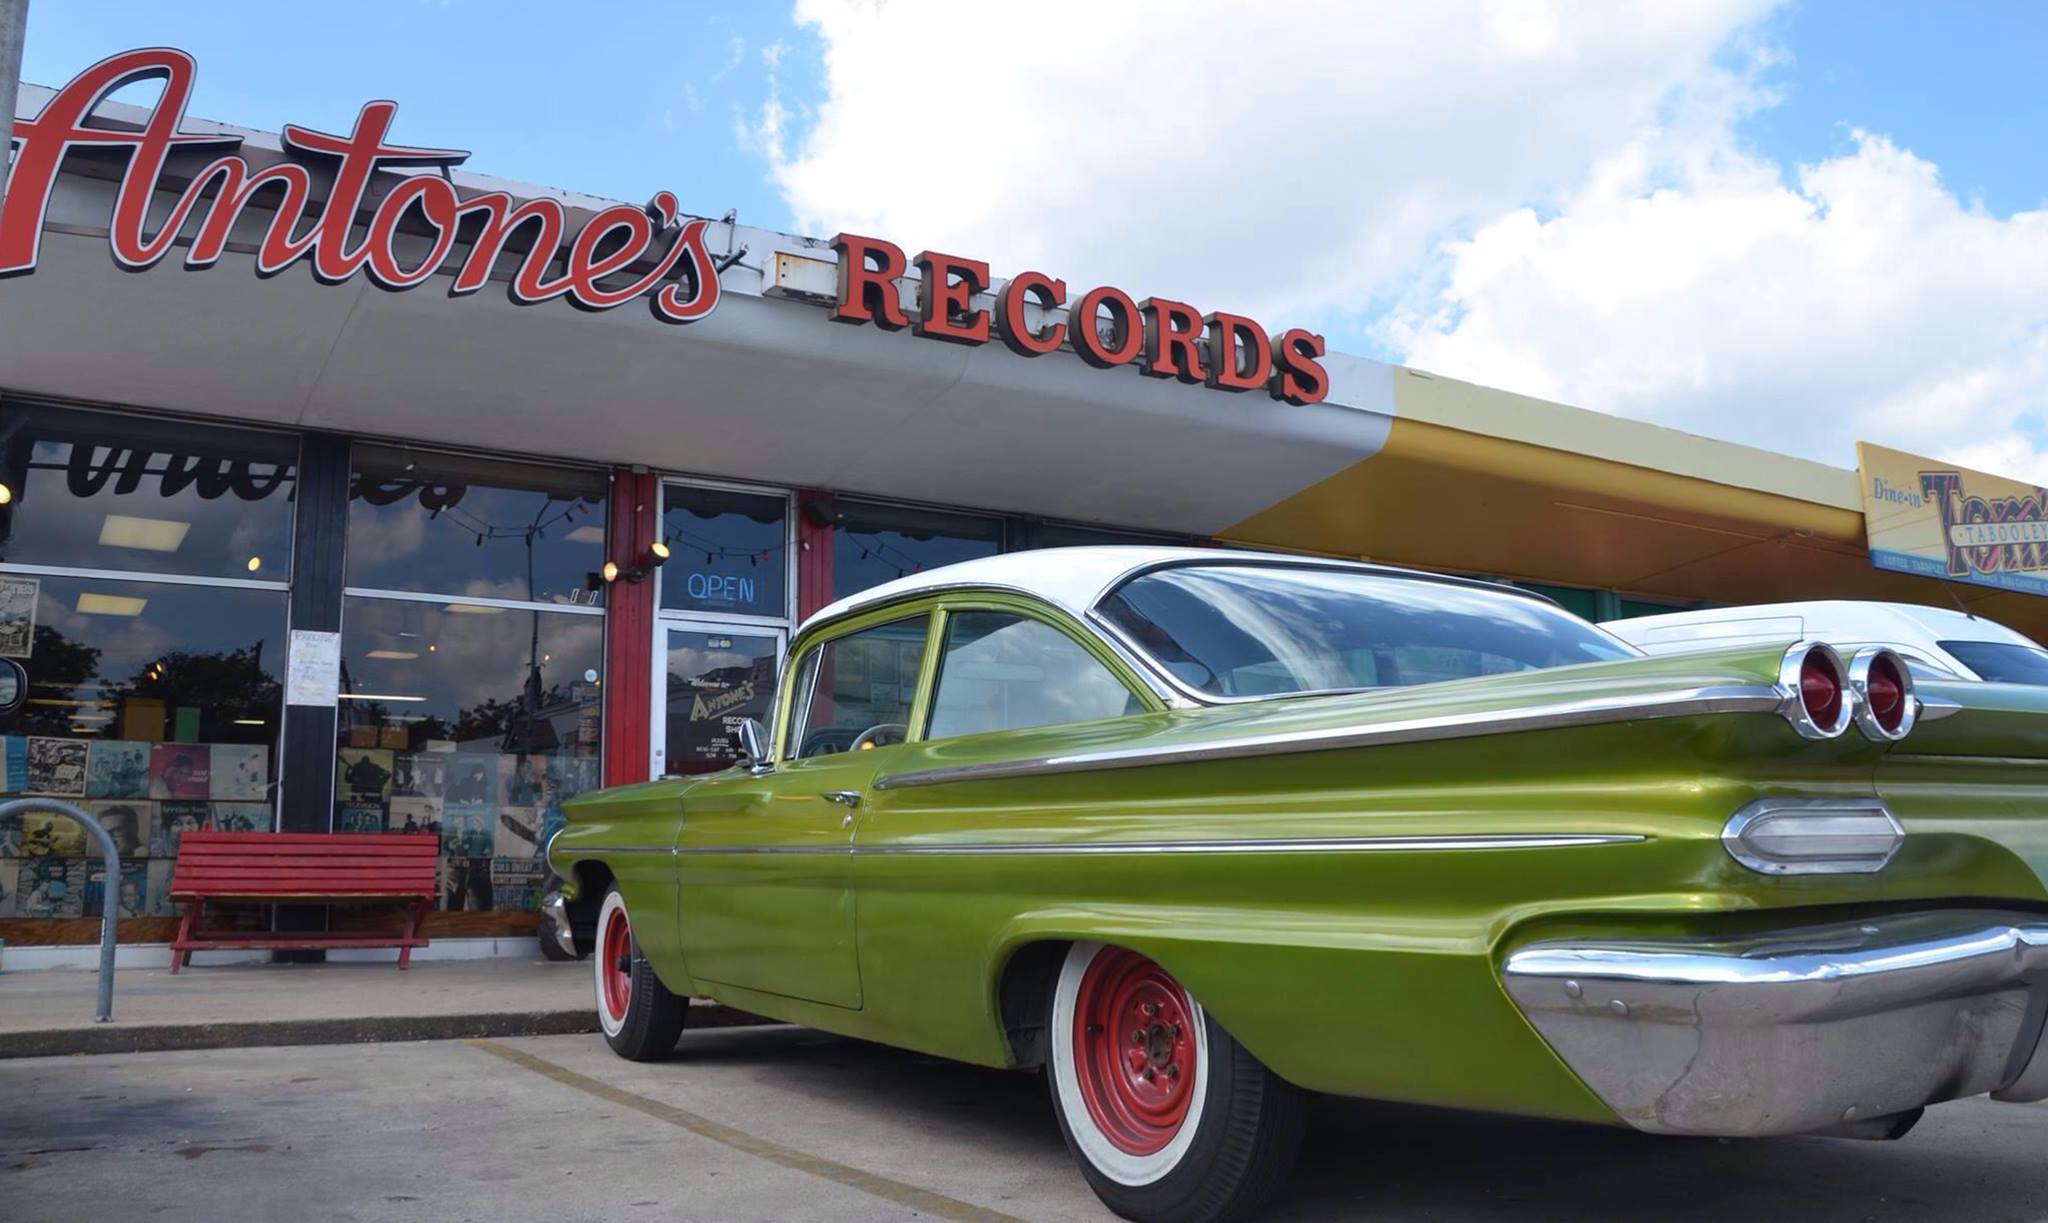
[875,684,1785,790]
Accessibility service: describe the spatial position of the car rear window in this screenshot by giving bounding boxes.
[1097,564,1634,700]
[1937,640,2048,686]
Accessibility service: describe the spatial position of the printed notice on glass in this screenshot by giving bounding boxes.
[0,576,38,658]
[286,629,342,706]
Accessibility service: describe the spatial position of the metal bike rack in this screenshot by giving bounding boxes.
[2,797,120,1021]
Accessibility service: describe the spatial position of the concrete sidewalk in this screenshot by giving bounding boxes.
[0,956,763,1058]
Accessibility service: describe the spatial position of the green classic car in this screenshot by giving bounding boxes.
[546,547,2048,1222]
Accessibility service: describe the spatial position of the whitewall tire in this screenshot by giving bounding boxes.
[1047,942,1306,1222]
[593,885,687,1060]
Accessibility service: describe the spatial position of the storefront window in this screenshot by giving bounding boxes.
[659,485,789,619]
[340,446,606,913]
[832,500,1001,600]
[0,402,297,580]
[0,406,290,925]
[346,445,608,607]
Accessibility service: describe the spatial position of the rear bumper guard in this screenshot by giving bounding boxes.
[1502,911,2048,1137]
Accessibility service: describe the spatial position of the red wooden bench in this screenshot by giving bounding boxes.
[168,832,439,972]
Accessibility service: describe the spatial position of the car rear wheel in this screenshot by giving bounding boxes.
[594,885,686,1061]
[1047,942,1306,1223]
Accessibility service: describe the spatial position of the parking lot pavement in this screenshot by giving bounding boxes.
[3,1026,2045,1222]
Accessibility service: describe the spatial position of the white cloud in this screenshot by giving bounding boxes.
[1386,107,2048,478]
[753,0,2048,482]
[753,0,1779,324]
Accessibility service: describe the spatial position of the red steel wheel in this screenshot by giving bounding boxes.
[1048,941,1307,1221]
[1072,947,1200,1156]
[594,884,688,1061]
[599,899,632,1026]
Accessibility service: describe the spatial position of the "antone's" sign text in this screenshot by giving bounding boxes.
[0,47,722,323]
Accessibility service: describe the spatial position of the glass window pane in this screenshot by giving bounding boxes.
[662,628,779,775]
[347,445,607,607]
[0,403,297,581]
[789,615,928,758]
[927,612,1138,740]
[1099,565,1634,698]
[658,486,789,618]
[334,596,603,912]
[1013,521,1190,551]
[832,500,1000,600]
[0,573,286,917]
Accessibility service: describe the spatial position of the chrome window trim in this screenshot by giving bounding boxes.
[667,833,1644,857]
[342,586,607,616]
[873,683,1783,790]
[0,560,291,592]
[794,582,1190,711]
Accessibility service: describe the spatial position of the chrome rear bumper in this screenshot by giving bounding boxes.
[1502,911,2048,1137]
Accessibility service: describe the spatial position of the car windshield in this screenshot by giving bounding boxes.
[1937,640,2048,686]
[1096,564,1636,699]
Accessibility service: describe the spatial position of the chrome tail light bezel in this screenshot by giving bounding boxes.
[1848,647,1918,742]
[1778,642,1855,740]
[1722,796,1906,876]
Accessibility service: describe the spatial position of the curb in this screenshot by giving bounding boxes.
[0,1002,770,1059]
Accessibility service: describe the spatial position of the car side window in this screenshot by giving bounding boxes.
[787,614,931,758]
[926,612,1142,741]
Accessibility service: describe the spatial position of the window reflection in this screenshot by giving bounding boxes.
[0,574,285,918]
[347,446,607,607]
[832,500,1000,600]
[0,403,296,581]
[658,486,789,618]
[663,629,778,775]
[334,596,602,912]
[788,615,929,758]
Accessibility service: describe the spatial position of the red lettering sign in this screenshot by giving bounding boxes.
[1,48,721,325]
[826,230,1329,405]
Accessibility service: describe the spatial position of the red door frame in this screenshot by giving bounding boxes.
[601,468,658,788]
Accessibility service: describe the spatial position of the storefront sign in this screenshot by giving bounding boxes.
[1,47,721,324]
[829,233,1331,405]
[1858,441,2048,596]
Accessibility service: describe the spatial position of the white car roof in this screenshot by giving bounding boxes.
[799,546,1546,636]
[1601,600,2041,654]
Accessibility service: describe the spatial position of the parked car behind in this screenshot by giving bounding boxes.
[1604,599,2048,685]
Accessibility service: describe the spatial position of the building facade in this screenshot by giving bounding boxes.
[2,49,2031,951]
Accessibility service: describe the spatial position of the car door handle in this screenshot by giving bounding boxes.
[820,791,863,809]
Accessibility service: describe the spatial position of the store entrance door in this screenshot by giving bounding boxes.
[652,625,783,778]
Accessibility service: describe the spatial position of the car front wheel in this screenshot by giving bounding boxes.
[1047,942,1306,1223]
[594,885,686,1061]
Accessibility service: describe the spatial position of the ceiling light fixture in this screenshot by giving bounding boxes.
[77,592,148,616]
[98,514,191,552]
[366,649,420,660]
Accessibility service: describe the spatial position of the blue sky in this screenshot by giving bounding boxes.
[20,1,821,233]
[23,3,2043,236]
[15,2,2048,479]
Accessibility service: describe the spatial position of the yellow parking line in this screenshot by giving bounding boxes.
[467,1038,1022,1223]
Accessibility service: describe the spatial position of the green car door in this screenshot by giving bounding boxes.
[675,612,933,1010]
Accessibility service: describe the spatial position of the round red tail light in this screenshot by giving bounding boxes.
[1800,650,1844,727]
[1780,643,1852,739]
[1865,657,1903,730]
[1850,647,1917,742]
